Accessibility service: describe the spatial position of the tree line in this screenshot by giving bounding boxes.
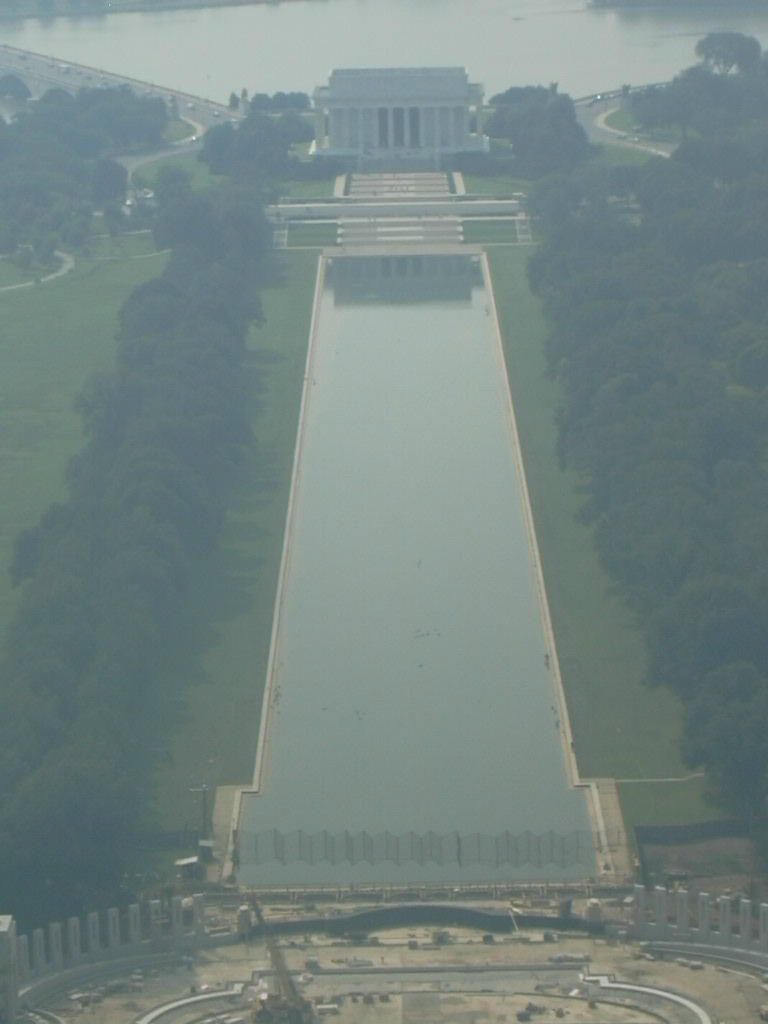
[0,83,165,258]
[527,35,768,824]
[0,168,274,926]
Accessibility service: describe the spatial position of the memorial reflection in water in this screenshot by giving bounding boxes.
[236,254,595,886]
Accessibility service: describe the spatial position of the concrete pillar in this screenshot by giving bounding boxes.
[653,886,669,936]
[127,903,141,945]
[107,907,121,949]
[31,928,46,974]
[675,890,689,936]
[697,892,710,941]
[314,106,325,150]
[740,899,754,949]
[387,107,394,149]
[0,916,18,1024]
[193,893,206,937]
[48,921,64,971]
[148,899,162,939]
[67,916,82,964]
[16,933,30,982]
[86,911,100,955]
[759,903,768,952]
[718,895,732,944]
[171,896,184,937]
[632,884,647,931]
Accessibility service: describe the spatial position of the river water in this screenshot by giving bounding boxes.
[4,0,768,102]
[236,254,594,885]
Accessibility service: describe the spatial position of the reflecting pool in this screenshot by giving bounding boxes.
[237,253,595,884]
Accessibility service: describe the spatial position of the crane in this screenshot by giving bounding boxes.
[252,901,314,1024]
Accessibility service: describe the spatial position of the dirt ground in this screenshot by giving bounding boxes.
[36,918,768,1024]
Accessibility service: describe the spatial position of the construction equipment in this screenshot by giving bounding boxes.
[252,901,315,1024]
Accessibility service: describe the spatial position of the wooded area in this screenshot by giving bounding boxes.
[527,35,768,831]
[0,141,274,922]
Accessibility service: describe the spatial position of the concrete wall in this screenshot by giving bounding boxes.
[8,894,209,1002]
[628,884,768,955]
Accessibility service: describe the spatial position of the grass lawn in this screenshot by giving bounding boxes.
[279,178,338,199]
[152,251,319,830]
[604,107,637,133]
[463,174,530,195]
[287,221,338,247]
[488,247,688,785]
[0,259,42,287]
[135,150,225,192]
[165,117,195,143]
[463,219,521,244]
[591,143,658,169]
[82,231,161,259]
[619,777,721,835]
[0,252,168,643]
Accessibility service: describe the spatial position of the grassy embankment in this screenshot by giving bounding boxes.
[488,247,718,828]
[152,250,318,829]
[0,222,316,833]
[0,250,168,643]
[135,150,337,199]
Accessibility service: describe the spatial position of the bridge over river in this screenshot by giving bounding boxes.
[0,41,233,130]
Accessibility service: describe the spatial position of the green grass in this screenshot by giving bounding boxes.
[287,221,338,247]
[463,174,530,195]
[152,251,319,829]
[165,117,195,143]
[590,143,658,169]
[462,219,520,244]
[82,231,160,259]
[0,259,41,287]
[279,178,338,199]
[619,777,722,834]
[0,252,168,643]
[604,108,637,133]
[135,150,225,192]
[488,247,688,781]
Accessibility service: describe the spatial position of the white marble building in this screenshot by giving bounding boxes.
[313,67,488,166]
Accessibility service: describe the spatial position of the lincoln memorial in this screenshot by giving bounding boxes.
[312,67,489,168]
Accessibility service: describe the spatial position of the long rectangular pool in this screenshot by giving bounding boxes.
[236,253,595,885]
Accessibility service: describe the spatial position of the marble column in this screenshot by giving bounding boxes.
[697,892,710,941]
[759,903,768,952]
[48,922,64,971]
[675,890,689,937]
[193,893,206,938]
[66,917,82,964]
[653,887,669,936]
[31,928,46,974]
[740,899,753,948]
[16,934,30,982]
[171,897,184,937]
[86,911,100,955]
[103,907,119,949]
[632,884,647,931]
[718,895,732,944]
[314,106,325,150]
[148,899,162,940]
[127,903,141,945]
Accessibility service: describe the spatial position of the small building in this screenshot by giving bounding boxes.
[313,67,488,168]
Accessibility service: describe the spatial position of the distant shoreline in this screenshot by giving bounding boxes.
[590,0,768,7]
[0,0,305,23]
